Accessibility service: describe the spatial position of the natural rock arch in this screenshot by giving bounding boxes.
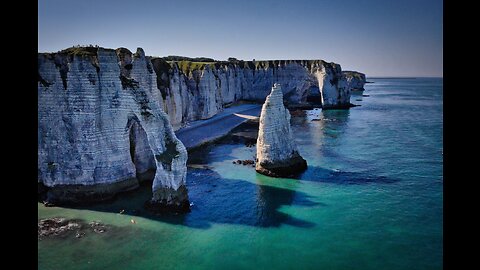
[126,114,157,183]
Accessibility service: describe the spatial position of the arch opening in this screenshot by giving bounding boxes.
[127,115,157,183]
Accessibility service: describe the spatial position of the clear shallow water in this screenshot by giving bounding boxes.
[38,78,443,270]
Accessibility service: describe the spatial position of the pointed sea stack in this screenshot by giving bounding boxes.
[255,83,307,177]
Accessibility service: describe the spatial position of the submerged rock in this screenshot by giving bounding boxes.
[233,159,255,165]
[144,185,190,214]
[255,83,307,177]
[38,218,110,240]
[38,218,81,239]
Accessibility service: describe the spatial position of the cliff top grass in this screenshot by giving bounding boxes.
[157,59,338,76]
[173,60,217,75]
[343,70,365,79]
[39,45,115,58]
[162,55,216,62]
[39,47,338,69]
[39,46,340,77]
[59,46,99,56]
[116,47,132,56]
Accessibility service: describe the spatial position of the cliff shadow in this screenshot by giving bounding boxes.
[181,169,319,229]
[62,168,320,229]
[187,125,259,167]
[299,166,399,185]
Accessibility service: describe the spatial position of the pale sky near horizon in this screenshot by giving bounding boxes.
[38,0,443,77]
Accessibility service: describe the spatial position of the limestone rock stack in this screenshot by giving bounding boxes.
[255,83,307,177]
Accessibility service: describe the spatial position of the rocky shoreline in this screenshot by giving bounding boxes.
[38,218,110,240]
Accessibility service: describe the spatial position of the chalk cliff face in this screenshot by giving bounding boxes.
[255,83,307,177]
[38,46,361,205]
[38,47,189,211]
[152,59,352,129]
[343,71,366,92]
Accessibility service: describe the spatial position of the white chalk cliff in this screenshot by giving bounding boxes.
[255,83,307,177]
[38,47,189,211]
[343,71,367,93]
[38,46,362,206]
[152,59,354,129]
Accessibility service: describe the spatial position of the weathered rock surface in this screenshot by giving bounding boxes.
[152,58,354,129]
[38,218,110,240]
[38,46,363,206]
[255,83,307,177]
[38,47,189,211]
[343,71,366,93]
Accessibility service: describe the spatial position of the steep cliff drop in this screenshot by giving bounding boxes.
[38,45,364,209]
[255,83,307,177]
[38,47,189,213]
[150,58,355,129]
[343,71,367,93]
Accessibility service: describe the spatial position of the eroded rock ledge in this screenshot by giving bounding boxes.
[255,83,307,177]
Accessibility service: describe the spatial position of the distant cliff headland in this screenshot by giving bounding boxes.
[38,46,366,211]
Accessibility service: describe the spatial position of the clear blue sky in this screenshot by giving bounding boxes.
[38,0,443,77]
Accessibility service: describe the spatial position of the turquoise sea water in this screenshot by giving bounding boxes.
[38,78,443,270]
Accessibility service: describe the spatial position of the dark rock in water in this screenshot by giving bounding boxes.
[89,221,108,233]
[144,199,190,214]
[148,185,190,214]
[38,218,81,239]
[38,218,111,240]
[144,185,190,214]
[233,159,255,166]
[256,153,308,178]
[242,160,255,165]
[311,119,321,121]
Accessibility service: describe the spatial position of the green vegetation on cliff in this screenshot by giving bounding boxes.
[162,55,216,62]
[343,71,365,80]
[58,45,115,57]
[173,61,216,76]
[59,46,98,56]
